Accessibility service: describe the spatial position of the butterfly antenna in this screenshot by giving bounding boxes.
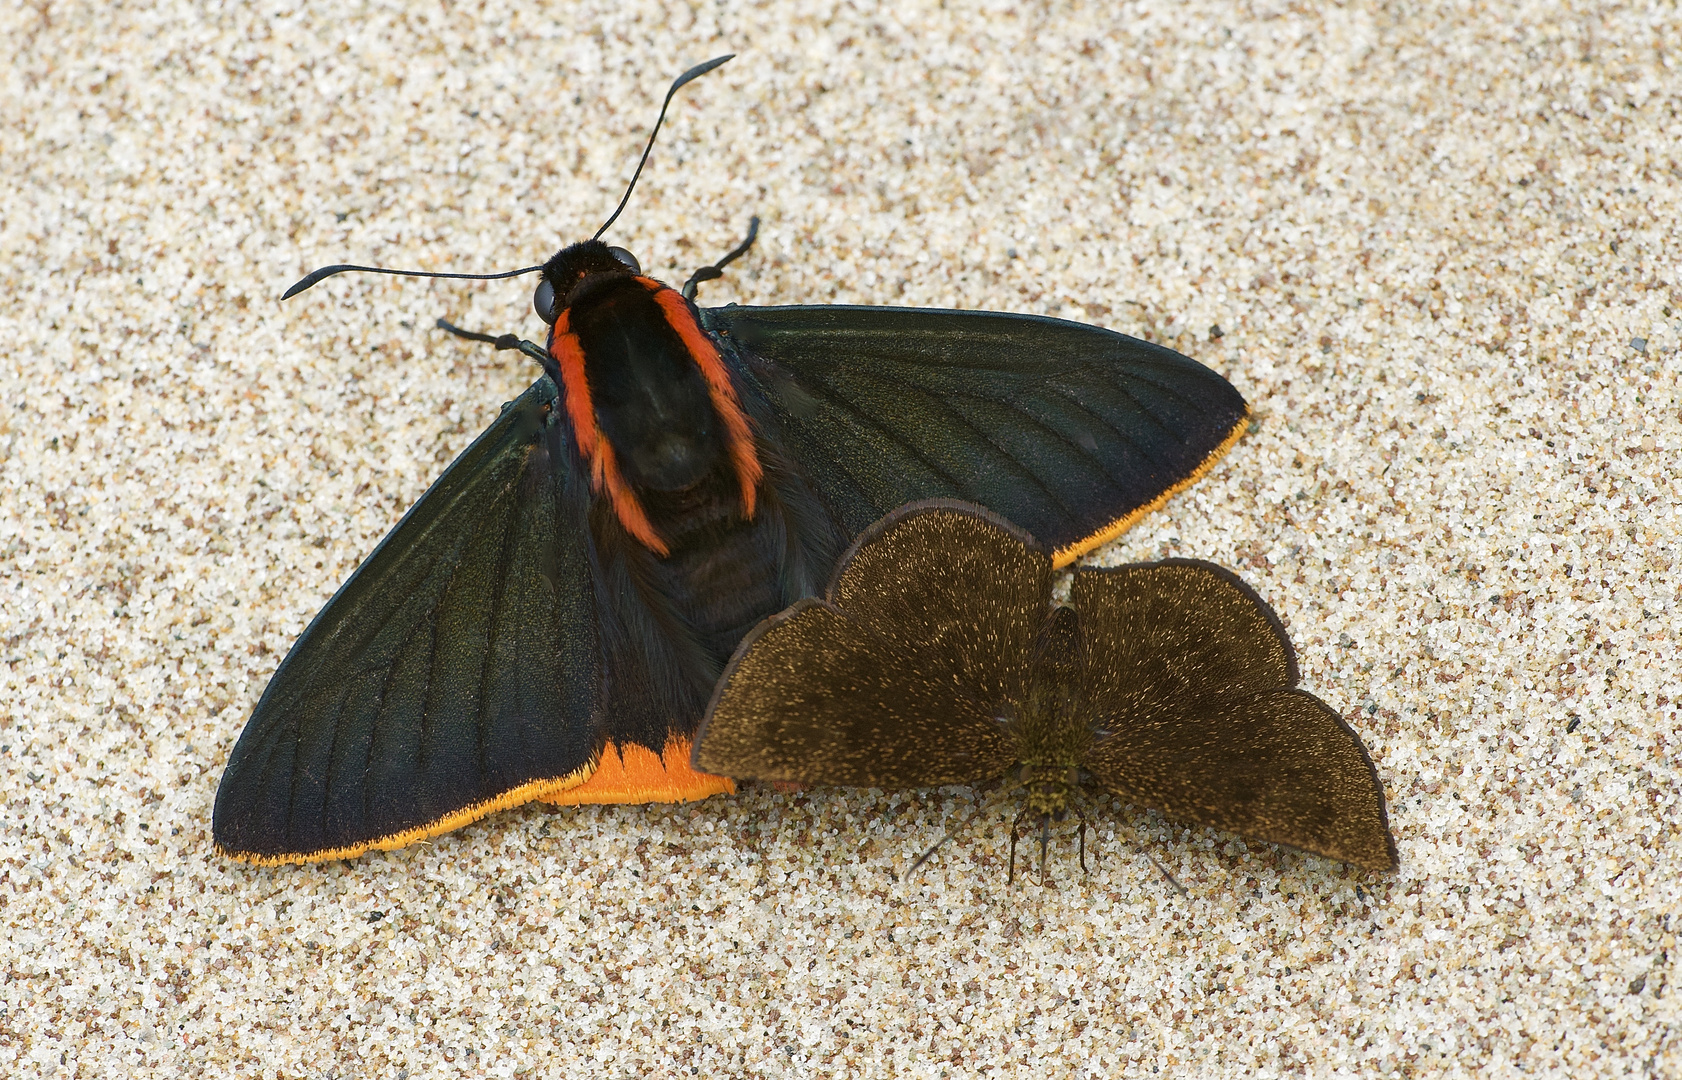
[282,55,735,301]
[593,54,735,242]
[906,803,984,879]
[906,832,955,880]
[905,785,1013,881]
[1038,816,1052,887]
[282,262,544,302]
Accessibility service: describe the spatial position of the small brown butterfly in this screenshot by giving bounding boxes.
[694,500,1398,881]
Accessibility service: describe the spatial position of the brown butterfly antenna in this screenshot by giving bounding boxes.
[1134,841,1187,896]
[1067,785,1187,896]
[1072,787,1184,895]
[903,784,1019,881]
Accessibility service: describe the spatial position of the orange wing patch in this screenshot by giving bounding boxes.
[538,736,736,806]
[643,280,764,519]
[1050,407,1251,568]
[550,310,670,555]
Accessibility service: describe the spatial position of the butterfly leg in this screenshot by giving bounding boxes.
[1006,807,1021,886]
[1135,841,1187,897]
[682,217,760,299]
[1072,802,1092,876]
[435,319,552,363]
[1006,804,1037,886]
[435,320,560,382]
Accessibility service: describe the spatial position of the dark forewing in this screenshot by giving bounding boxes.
[213,378,603,864]
[694,601,1014,786]
[829,501,1049,711]
[1074,560,1397,871]
[704,305,1249,564]
[696,504,1045,786]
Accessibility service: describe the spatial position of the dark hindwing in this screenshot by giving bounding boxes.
[695,600,1016,787]
[704,305,1249,559]
[1073,560,1397,871]
[695,503,1041,787]
[212,378,603,864]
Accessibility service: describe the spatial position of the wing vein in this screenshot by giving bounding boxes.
[939,390,1082,518]
[476,464,528,788]
[357,593,435,843]
[1103,367,1240,447]
[319,545,446,845]
[795,373,970,493]
[1038,384,1162,466]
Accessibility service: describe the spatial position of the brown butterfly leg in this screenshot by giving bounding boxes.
[1007,804,1033,886]
[1136,839,1187,896]
[1072,802,1091,875]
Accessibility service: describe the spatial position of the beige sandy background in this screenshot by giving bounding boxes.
[3,0,1677,1075]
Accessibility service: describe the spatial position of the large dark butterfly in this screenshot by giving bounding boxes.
[213,58,1249,864]
[695,501,1398,878]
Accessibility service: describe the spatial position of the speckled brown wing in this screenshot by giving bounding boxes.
[694,502,1044,786]
[1073,560,1398,871]
[827,500,1052,711]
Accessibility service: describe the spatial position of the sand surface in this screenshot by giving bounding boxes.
[2,1,1677,1075]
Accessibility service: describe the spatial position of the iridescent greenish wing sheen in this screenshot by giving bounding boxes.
[1073,560,1397,871]
[703,305,1249,559]
[212,378,603,863]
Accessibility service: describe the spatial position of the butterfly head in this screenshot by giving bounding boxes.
[532,240,642,325]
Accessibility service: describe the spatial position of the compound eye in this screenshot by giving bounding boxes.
[606,246,641,274]
[533,278,558,324]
